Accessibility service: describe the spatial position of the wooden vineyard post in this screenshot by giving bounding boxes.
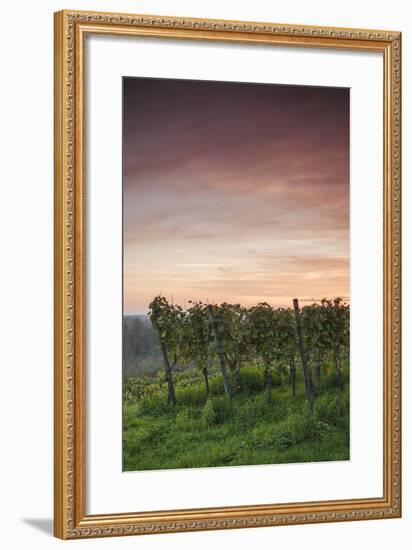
[207,306,232,398]
[293,298,314,412]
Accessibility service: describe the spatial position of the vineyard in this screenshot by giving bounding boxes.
[123,297,350,471]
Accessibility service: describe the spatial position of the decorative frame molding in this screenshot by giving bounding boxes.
[54,9,401,539]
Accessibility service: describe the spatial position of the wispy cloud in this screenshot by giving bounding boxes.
[123,78,349,313]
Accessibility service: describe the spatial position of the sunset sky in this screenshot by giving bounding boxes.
[123,77,349,314]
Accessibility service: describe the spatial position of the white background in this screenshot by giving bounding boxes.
[0,0,410,548]
[87,35,383,513]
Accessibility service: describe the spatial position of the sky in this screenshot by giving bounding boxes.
[123,77,349,314]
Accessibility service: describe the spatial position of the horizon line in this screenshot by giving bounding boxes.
[124,295,350,316]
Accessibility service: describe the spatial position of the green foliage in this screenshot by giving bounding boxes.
[122,296,350,470]
[123,316,161,379]
[247,304,297,373]
[123,362,350,471]
[201,396,233,427]
[301,298,350,367]
[180,302,212,371]
[149,295,185,358]
[207,302,249,373]
[175,408,201,431]
[237,366,264,394]
[141,296,349,407]
[314,391,349,430]
[176,383,206,407]
[235,394,284,427]
[123,375,162,402]
[283,412,331,445]
[209,375,227,396]
[137,391,171,417]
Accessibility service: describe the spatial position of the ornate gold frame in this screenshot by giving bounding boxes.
[54,9,402,540]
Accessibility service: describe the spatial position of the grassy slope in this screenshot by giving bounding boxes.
[123,366,349,472]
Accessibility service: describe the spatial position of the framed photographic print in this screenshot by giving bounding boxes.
[54,9,402,539]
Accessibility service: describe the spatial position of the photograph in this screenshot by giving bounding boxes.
[52,9,401,539]
[122,77,350,472]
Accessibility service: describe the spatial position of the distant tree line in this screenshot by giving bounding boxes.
[123,316,161,379]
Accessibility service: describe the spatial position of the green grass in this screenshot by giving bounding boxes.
[123,364,349,471]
